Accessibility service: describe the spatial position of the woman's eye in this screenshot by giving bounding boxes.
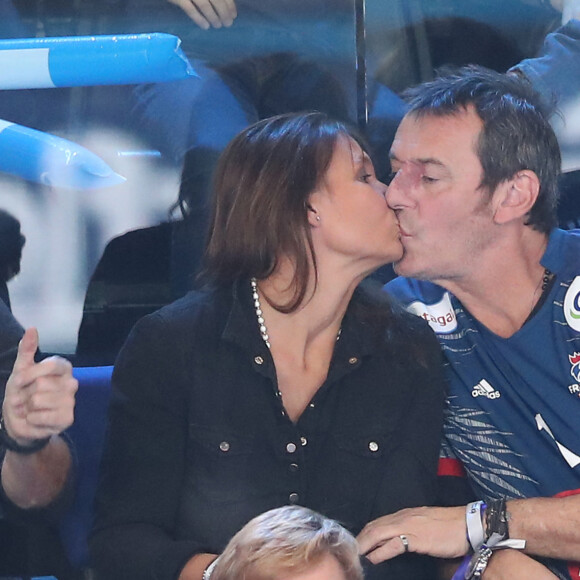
[360,173,372,183]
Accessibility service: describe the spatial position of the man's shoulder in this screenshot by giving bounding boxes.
[547,228,580,274]
[562,228,580,259]
[384,277,460,335]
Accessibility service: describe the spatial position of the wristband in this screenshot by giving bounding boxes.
[466,501,486,551]
[485,498,526,551]
[0,414,50,455]
[485,499,508,543]
[203,557,220,580]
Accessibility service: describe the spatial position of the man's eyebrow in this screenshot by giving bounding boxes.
[416,157,446,168]
[388,152,446,169]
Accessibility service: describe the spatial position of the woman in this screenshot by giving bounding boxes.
[89,112,446,580]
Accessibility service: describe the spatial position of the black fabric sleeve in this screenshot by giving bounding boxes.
[365,324,447,580]
[0,301,24,516]
[0,300,24,400]
[373,323,447,511]
[436,474,476,508]
[89,311,205,580]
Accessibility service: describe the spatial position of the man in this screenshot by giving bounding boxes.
[0,297,77,574]
[209,505,363,580]
[0,208,25,311]
[357,66,580,579]
[2,325,77,510]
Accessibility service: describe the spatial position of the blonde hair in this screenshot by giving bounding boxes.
[212,506,363,580]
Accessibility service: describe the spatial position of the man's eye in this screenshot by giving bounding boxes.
[422,175,438,183]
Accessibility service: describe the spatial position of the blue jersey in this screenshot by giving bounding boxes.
[386,228,580,501]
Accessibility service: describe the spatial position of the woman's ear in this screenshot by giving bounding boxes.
[492,170,540,225]
[306,202,321,226]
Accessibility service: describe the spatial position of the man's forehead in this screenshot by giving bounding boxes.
[390,110,482,163]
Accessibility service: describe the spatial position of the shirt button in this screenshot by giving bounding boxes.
[309,402,315,408]
[289,463,299,472]
[368,441,379,452]
[348,356,358,365]
[254,356,264,365]
[300,436,308,446]
[289,492,299,504]
[219,441,230,452]
[286,442,297,454]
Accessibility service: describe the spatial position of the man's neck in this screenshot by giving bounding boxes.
[436,230,550,338]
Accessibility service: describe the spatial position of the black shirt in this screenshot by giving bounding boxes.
[90,281,446,580]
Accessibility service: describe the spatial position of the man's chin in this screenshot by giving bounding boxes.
[392,256,428,280]
[392,256,411,277]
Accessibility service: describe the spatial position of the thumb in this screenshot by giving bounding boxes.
[13,327,39,372]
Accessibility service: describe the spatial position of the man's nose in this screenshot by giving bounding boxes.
[385,170,405,209]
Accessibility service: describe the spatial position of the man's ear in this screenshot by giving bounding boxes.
[492,170,540,225]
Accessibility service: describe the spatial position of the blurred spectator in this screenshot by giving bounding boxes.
[76,153,210,365]
[123,1,362,211]
[0,208,76,578]
[0,209,25,311]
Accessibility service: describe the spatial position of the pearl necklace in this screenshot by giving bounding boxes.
[250,278,342,350]
[251,277,270,348]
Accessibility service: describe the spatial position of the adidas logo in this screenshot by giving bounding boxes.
[471,379,501,400]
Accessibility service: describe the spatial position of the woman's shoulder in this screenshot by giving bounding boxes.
[150,285,233,327]
[353,280,432,335]
[118,286,235,364]
[352,281,442,368]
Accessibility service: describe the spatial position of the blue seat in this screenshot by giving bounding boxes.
[58,366,113,573]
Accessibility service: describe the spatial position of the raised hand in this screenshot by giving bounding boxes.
[2,328,77,445]
[167,0,237,30]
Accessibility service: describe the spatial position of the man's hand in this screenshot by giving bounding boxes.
[357,506,469,563]
[2,328,77,445]
[167,0,237,29]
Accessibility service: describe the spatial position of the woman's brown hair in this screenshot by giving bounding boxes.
[202,111,368,312]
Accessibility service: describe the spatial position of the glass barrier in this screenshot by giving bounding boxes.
[0,0,578,359]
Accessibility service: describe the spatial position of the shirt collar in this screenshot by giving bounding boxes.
[221,279,382,361]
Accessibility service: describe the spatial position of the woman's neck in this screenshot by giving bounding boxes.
[255,262,362,352]
[252,266,359,422]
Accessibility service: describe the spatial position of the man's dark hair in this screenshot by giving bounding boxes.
[403,65,560,234]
